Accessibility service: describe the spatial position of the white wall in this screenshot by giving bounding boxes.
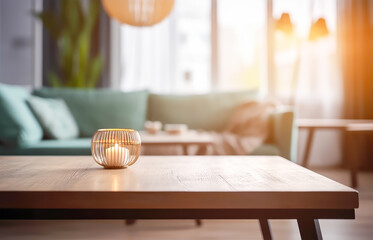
[0,0,41,88]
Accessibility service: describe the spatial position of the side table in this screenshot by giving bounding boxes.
[297,119,373,188]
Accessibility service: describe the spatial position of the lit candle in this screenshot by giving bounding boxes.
[105,144,129,167]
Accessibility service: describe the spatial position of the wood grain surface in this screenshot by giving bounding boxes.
[0,156,358,210]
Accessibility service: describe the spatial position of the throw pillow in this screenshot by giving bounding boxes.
[27,96,79,139]
[0,83,43,147]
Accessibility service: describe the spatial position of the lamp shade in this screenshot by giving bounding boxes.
[101,0,174,27]
[309,17,329,40]
[275,13,293,35]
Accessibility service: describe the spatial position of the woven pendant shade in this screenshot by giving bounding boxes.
[102,0,174,27]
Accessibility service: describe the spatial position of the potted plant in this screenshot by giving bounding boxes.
[34,0,103,88]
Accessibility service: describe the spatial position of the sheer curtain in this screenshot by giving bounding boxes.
[294,35,343,166]
[119,15,174,92]
[117,0,344,165]
[273,0,342,118]
[294,38,342,118]
[274,0,343,166]
[119,0,211,94]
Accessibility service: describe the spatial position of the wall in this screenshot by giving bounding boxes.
[0,0,40,88]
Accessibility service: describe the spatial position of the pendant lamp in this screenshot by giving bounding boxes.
[102,0,174,27]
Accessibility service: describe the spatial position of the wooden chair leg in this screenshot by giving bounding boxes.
[195,219,202,227]
[259,219,273,240]
[302,128,315,168]
[125,219,136,225]
[196,145,208,155]
[182,145,189,155]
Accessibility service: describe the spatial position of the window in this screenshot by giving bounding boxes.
[218,0,266,92]
[119,0,211,93]
[119,0,267,93]
[273,0,340,112]
[118,0,339,103]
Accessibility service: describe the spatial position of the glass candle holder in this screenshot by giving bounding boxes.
[91,129,141,169]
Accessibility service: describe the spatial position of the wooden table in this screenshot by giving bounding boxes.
[140,131,214,226]
[140,131,214,155]
[297,119,373,168]
[0,156,358,240]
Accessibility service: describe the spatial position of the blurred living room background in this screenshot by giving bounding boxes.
[1,0,373,239]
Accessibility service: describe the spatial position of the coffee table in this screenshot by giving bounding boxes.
[0,156,358,240]
[140,131,214,155]
[139,130,214,226]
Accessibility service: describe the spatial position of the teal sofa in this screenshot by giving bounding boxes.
[0,84,297,161]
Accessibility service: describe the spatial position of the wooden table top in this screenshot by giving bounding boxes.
[140,131,214,145]
[346,123,373,132]
[297,119,373,129]
[0,156,358,210]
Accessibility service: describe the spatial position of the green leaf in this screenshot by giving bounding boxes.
[61,0,84,42]
[33,0,101,89]
[33,11,59,39]
[85,0,100,34]
[75,32,89,87]
[57,32,73,85]
[87,56,103,88]
[48,72,62,87]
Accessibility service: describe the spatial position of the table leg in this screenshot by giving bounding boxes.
[302,128,315,168]
[195,219,202,227]
[125,219,136,225]
[182,145,189,155]
[193,145,205,227]
[347,132,359,188]
[342,131,349,170]
[196,144,208,155]
[297,218,323,240]
[259,219,273,240]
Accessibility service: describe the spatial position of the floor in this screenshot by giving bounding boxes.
[0,169,372,240]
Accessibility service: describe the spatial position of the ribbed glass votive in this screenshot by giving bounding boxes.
[91,129,141,169]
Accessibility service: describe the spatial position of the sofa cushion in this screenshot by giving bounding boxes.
[33,88,149,137]
[16,138,92,155]
[251,144,280,156]
[27,96,79,139]
[3,139,279,156]
[0,83,43,146]
[148,91,257,132]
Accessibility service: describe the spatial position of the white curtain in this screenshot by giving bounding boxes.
[294,36,344,166]
[119,14,175,93]
[295,38,342,119]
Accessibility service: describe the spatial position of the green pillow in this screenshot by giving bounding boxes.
[27,96,79,139]
[0,83,43,147]
[33,88,149,137]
